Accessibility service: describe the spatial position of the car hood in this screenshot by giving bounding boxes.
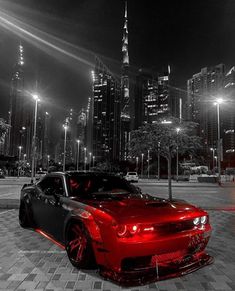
[82,195,205,224]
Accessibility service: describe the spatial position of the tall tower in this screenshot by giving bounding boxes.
[8,43,26,157]
[120,0,131,160]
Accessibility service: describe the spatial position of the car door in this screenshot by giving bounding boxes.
[31,176,53,229]
[40,175,68,242]
[33,175,67,242]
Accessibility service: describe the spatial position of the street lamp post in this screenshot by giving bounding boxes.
[158,142,160,180]
[93,156,95,168]
[84,147,87,171]
[63,123,68,172]
[210,148,215,171]
[76,140,80,171]
[47,155,50,171]
[89,152,92,171]
[136,157,139,173]
[147,150,150,179]
[31,94,40,184]
[141,153,144,178]
[176,128,181,182]
[17,146,22,178]
[215,98,223,184]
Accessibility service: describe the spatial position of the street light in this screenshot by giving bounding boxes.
[176,127,181,182]
[210,148,215,171]
[89,152,92,171]
[136,157,139,173]
[84,147,87,171]
[47,155,50,171]
[31,94,40,184]
[158,142,160,181]
[17,146,22,178]
[141,153,144,178]
[63,122,68,172]
[147,150,150,179]
[214,98,224,184]
[92,156,95,168]
[214,156,218,168]
[76,140,80,171]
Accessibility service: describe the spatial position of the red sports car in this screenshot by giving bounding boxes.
[19,172,213,286]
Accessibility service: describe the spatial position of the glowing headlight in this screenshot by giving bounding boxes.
[193,217,200,225]
[201,216,207,224]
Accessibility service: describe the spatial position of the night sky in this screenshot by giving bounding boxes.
[0,0,235,123]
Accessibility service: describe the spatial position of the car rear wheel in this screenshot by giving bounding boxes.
[66,223,96,269]
[19,201,30,228]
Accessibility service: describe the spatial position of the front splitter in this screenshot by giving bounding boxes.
[99,252,214,287]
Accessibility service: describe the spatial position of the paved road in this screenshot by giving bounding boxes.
[0,178,234,290]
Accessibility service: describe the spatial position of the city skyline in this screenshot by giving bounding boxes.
[1,0,235,120]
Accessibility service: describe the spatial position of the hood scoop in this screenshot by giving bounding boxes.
[145,201,168,207]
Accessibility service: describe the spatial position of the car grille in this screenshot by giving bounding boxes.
[153,220,194,235]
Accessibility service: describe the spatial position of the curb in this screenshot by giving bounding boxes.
[0,199,19,210]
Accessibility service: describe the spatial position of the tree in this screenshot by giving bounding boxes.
[130,117,202,200]
[0,118,10,144]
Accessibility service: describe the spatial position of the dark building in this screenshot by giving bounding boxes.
[91,57,121,163]
[134,68,177,129]
[223,66,235,166]
[8,44,31,157]
[187,64,225,154]
[134,69,158,129]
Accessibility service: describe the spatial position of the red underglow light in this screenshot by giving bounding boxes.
[35,229,65,250]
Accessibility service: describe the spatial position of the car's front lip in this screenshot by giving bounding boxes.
[100,251,213,286]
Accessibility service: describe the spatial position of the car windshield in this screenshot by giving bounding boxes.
[67,174,140,199]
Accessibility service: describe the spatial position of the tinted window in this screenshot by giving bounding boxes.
[38,176,65,196]
[67,175,138,198]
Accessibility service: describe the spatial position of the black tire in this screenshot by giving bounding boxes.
[66,222,96,269]
[19,201,30,228]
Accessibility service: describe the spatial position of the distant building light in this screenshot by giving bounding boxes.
[161,120,172,124]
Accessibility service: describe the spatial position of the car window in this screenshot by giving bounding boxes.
[67,175,139,198]
[38,176,65,196]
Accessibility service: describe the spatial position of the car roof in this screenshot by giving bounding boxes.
[46,171,119,178]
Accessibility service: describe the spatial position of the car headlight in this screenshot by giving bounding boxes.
[193,217,200,225]
[201,216,207,224]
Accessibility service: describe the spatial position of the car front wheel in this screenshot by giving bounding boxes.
[66,223,96,269]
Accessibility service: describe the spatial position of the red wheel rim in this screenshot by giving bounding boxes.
[68,225,87,263]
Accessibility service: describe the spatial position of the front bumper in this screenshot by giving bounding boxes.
[100,251,213,287]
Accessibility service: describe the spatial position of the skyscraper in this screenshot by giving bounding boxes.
[91,57,121,163]
[187,64,225,152]
[120,0,131,160]
[8,44,29,157]
[134,68,173,129]
[134,69,158,129]
[223,66,235,166]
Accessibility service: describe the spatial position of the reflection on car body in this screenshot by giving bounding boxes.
[19,171,213,286]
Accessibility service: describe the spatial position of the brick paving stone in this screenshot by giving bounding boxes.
[210,281,233,290]
[93,281,102,289]
[0,280,11,289]
[65,281,76,289]
[17,280,38,289]
[35,281,49,289]
[6,280,22,289]
[7,273,28,281]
